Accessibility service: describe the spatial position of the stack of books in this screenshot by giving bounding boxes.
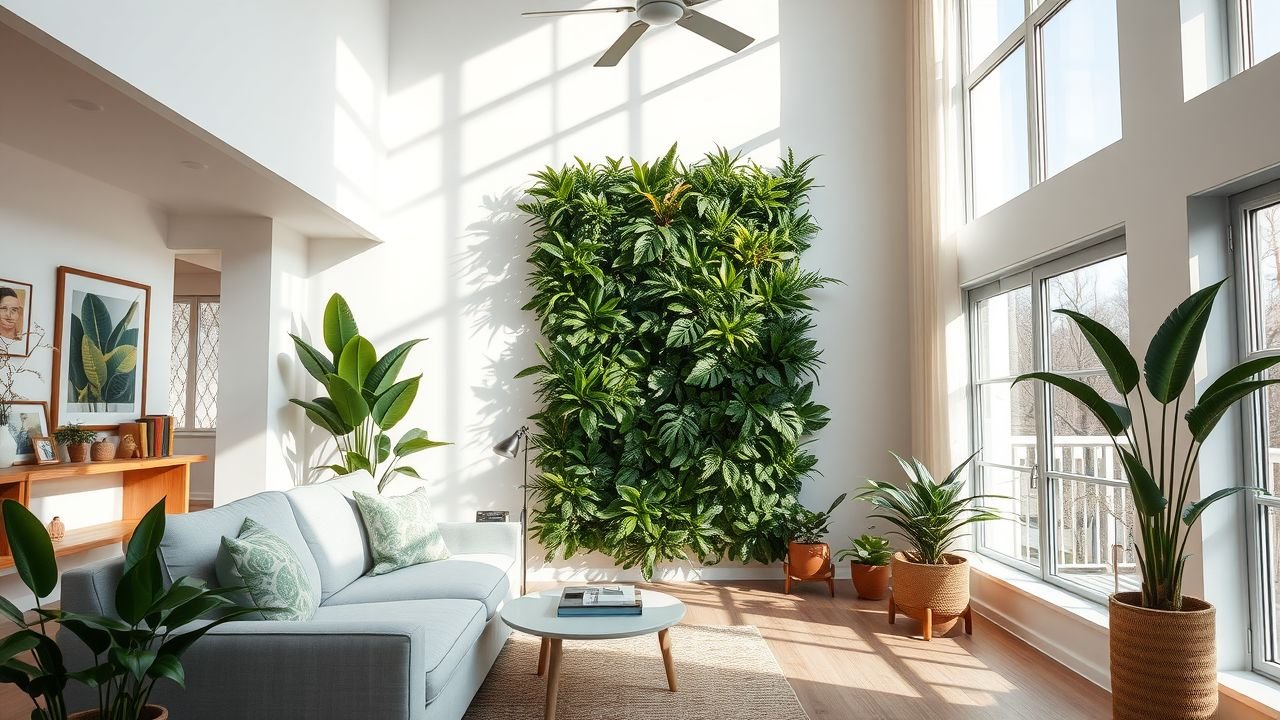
[557,585,643,617]
[118,415,175,458]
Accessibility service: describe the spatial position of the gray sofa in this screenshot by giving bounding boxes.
[58,473,520,720]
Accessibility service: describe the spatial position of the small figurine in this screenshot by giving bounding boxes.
[117,433,140,459]
[48,516,65,543]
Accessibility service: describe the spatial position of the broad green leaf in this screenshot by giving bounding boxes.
[1199,356,1280,401]
[81,336,108,391]
[105,300,139,352]
[124,498,167,574]
[290,398,349,436]
[395,429,450,455]
[346,452,371,473]
[372,376,420,430]
[0,595,25,626]
[147,654,186,687]
[322,294,359,360]
[395,466,424,480]
[290,334,336,383]
[1182,486,1264,527]
[68,315,87,389]
[1117,447,1167,517]
[325,374,370,427]
[80,293,113,350]
[338,336,377,389]
[1144,280,1226,404]
[104,345,137,375]
[0,631,39,665]
[1013,372,1131,435]
[1,500,56,598]
[1186,379,1280,441]
[364,339,424,396]
[376,434,391,463]
[1054,309,1138,394]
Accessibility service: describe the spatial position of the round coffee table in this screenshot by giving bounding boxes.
[500,588,687,720]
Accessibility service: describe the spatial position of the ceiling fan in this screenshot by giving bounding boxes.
[522,0,754,67]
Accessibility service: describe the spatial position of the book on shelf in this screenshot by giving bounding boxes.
[557,585,643,616]
[136,415,174,457]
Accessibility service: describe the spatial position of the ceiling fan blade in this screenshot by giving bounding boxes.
[595,20,649,67]
[676,9,753,53]
[522,6,635,17]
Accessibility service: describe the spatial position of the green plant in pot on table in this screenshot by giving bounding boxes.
[1012,280,1278,720]
[835,534,892,601]
[855,451,1002,640]
[54,424,97,463]
[783,493,846,595]
[289,294,449,492]
[0,499,254,720]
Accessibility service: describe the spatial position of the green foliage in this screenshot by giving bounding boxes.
[787,493,847,544]
[69,295,139,409]
[53,423,97,447]
[1014,282,1280,610]
[835,534,893,566]
[518,146,835,579]
[0,498,254,720]
[290,294,450,492]
[855,452,1002,566]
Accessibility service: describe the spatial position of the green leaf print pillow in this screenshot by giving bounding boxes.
[354,487,450,576]
[216,518,319,621]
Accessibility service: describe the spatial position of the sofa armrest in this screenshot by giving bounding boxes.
[437,521,521,557]
[60,557,124,618]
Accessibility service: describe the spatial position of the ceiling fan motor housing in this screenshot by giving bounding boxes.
[636,0,686,26]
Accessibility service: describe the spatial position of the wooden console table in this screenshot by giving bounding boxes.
[0,454,205,568]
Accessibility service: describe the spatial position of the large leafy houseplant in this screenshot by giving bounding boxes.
[519,147,834,578]
[0,499,252,719]
[1013,281,1277,611]
[290,294,449,491]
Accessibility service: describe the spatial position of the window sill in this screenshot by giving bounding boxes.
[1219,671,1280,716]
[173,430,216,439]
[969,553,1110,630]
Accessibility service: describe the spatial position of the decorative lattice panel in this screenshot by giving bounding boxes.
[169,302,191,428]
[195,301,220,429]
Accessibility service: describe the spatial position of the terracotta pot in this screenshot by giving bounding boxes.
[1110,592,1216,720]
[69,705,168,720]
[90,439,115,462]
[787,541,831,579]
[66,442,91,463]
[890,552,969,636]
[850,562,890,600]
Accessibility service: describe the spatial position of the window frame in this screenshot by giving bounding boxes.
[967,235,1129,602]
[1231,179,1280,681]
[1231,0,1276,74]
[171,295,219,434]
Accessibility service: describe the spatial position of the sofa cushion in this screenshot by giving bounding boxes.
[160,492,321,599]
[322,553,513,619]
[286,480,373,601]
[354,488,451,575]
[216,518,319,621]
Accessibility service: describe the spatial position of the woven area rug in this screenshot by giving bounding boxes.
[464,625,810,720]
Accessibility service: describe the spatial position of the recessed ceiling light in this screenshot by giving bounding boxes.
[66,98,103,112]
[178,160,208,171]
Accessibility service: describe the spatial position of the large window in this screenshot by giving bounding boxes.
[1232,181,1280,679]
[170,297,220,431]
[962,0,1122,217]
[969,239,1136,600]
[1239,0,1280,70]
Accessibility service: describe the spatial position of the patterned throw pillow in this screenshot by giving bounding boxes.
[216,518,318,621]
[354,488,450,576]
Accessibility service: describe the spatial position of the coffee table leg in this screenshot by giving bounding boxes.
[538,637,550,677]
[544,638,563,720]
[658,628,677,692]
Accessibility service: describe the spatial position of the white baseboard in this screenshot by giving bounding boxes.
[970,594,1110,690]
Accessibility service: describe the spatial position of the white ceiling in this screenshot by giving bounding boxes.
[0,11,378,242]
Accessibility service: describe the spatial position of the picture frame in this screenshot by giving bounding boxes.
[4,400,51,465]
[30,436,59,465]
[0,277,34,358]
[51,267,151,430]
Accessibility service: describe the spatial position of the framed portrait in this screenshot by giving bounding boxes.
[52,267,151,430]
[30,436,59,465]
[5,400,51,465]
[0,277,33,357]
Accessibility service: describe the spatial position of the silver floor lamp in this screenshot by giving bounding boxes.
[493,425,529,595]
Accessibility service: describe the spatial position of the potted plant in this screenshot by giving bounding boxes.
[0,498,253,719]
[54,423,97,463]
[836,534,892,600]
[1012,280,1277,720]
[856,452,1001,640]
[783,493,846,595]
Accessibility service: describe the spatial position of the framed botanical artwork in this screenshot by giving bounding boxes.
[52,268,151,429]
[0,277,33,357]
[30,436,59,465]
[5,400,51,465]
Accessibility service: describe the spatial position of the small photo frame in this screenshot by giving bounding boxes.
[5,400,51,465]
[30,436,58,465]
[0,277,34,358]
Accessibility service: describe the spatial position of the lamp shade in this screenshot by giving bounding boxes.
[493,428,525,458]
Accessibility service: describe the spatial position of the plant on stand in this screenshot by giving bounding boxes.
[0,498,254,719]
[54,423,98,464]
[1013,280,1279,720]
[289,294,449,491]
[856,452,1002,640]
[835,534,892,600]
[0,323,50,468]
[783,493,846,596]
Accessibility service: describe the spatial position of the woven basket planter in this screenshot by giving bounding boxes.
[1110,592,1216,720]
[90,440,115,462]
[888,552,970,639]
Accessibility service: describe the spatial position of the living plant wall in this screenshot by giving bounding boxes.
[518,147,833,578]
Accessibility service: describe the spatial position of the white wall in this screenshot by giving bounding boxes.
[304,0,911,580]
[0,0,391,234]
[0,141,175,606]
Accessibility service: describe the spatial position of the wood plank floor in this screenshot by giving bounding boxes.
[0,579,1109,719]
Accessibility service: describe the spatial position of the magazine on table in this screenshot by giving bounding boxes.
[558,585,643,615]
